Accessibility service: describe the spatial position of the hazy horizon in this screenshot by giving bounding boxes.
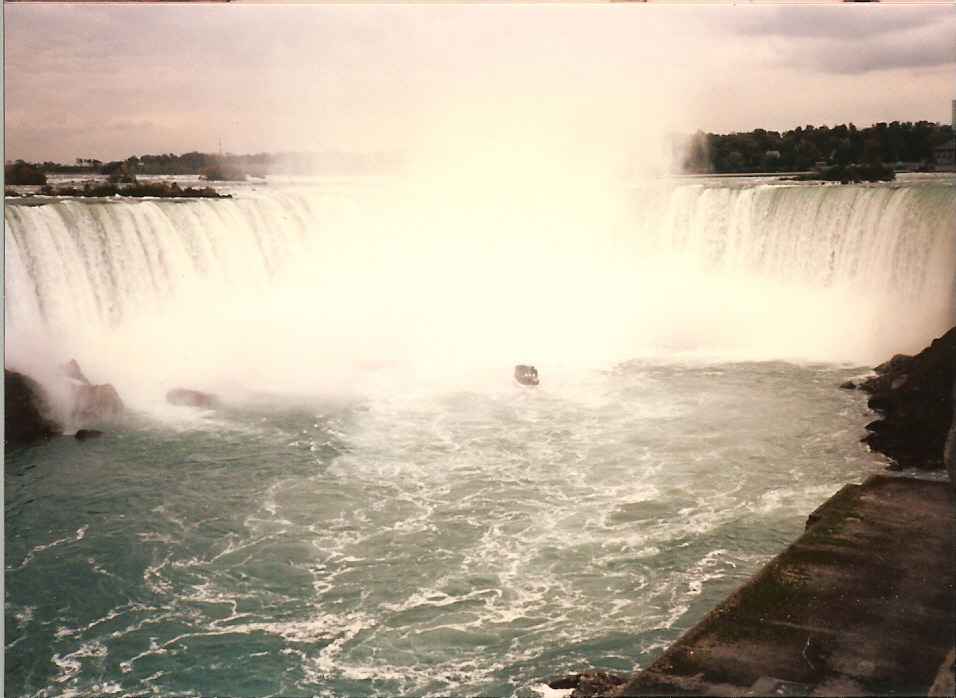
[5,3,955,166]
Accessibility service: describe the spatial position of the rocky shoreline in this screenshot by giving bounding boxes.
[4,359,222,448]
[608,475,954,697]
[4,362,126,447]
[548,326,956,697]
[550,475,954,697]
[852,325,955,473]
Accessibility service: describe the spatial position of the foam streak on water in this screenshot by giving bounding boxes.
[6,359,888,697]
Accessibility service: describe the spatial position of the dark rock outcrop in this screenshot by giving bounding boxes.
[4,161,47,185]
[5,369,61,446]
[858,327,955,470]
[929,648,956,697]
[547,672,626,698]
[945,381,956,489]
[166,388,220,409]
[72,383,124,423]
[59,359,124,424]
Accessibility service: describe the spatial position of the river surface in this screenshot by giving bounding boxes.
[6,360,885,697]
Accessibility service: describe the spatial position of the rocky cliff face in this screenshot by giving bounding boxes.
[945,380,956,487]
[859,327,955,470]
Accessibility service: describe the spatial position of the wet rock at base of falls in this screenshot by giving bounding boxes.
[4,369,62,447]
[60,359,125,425]
[945,382,956,489]
[166,388,220,409]
[72,383,125,424]
[62,358,91,385]
[547,672,627,697]
[75,429,103,441]
[859,326,955,471]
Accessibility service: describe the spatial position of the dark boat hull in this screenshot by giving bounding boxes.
[514,365,539,386]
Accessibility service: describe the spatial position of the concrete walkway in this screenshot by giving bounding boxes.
[617,476,955,696]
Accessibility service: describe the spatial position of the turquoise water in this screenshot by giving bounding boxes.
[5,360,883,697]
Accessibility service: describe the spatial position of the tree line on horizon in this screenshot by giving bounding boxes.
[5,121,954,184]
[5,150,405,182]
[679,120,954,174]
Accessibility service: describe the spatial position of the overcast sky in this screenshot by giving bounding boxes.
[4,3,955,163]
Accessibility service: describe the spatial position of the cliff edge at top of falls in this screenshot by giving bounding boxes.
[858,325,956,472]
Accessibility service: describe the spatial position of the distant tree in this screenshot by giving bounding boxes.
[765,149,782,166]
[727,151,745,172]
[201,159,247,182]
[834,139,854,167]
[100,160,137,184]
[5,161,47,185]
[862,136,883,165]
[794,139,823,170]
[681,120,952,174]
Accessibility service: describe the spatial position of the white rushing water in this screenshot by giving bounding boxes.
[5,176,955,402]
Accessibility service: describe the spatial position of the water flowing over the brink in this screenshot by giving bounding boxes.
[6,179,955,391]
[4,177,955,698]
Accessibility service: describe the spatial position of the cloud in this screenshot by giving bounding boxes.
[729,6,948,40]
[772,12,956,75]
[799,30,955,74]
[716,6,956,74]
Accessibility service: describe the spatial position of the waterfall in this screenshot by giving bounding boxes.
[636,183,954,305]
[5,179,955,400]
[5,192,323,333]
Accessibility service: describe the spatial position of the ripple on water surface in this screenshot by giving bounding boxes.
[4,362,883,697]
